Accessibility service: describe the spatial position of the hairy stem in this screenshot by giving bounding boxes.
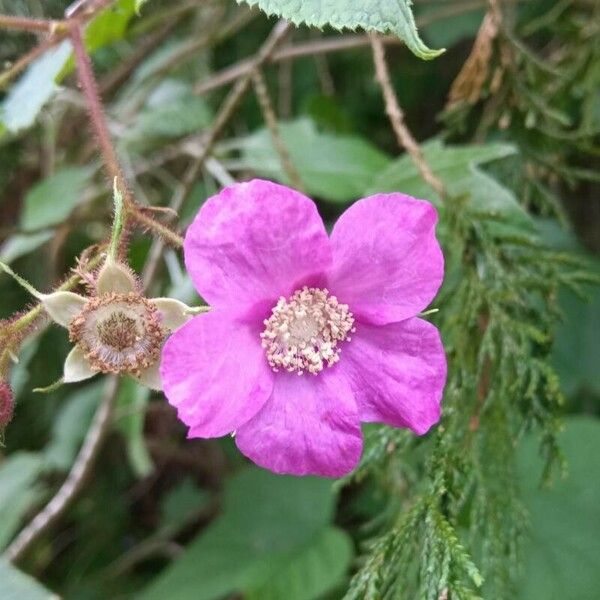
[70,21,129,195]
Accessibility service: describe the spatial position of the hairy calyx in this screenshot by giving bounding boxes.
[261,286,355,375]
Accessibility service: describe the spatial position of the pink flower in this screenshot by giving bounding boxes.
[160,180,446,477]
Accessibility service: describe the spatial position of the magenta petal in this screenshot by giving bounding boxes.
[235,370,363,477]
[160,311,273,438]
[327,193,444,324]
[341,318,446,435]
[184,179,331,316]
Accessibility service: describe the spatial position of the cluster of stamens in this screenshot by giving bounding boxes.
[261,287,355,375]
[68,293,164,375]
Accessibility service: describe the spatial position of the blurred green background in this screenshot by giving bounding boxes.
[0,1,598,598]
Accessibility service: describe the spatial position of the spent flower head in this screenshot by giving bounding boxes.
[41,257,196,389]
[0,256,197,391]
[160,179,447,477]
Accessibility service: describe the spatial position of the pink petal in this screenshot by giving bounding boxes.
[327,193,444,325]
[160,311,273,438]
[341,318,446,435]
[235,370,363,477]
[184,179,331,318]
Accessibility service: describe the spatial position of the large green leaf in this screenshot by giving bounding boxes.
[20,167,93,231]
[0,232,54,264]
[517,417,600,599]
[235,118,391,203]
[369,139,516,201]
[125,86,212,149]
[0,452,44,550]
[0,41,72,135]
[141,468,348,600]
[370,139,534,236]
[247,527,353,600]
[237,0,443,60]
[0,560,56,600]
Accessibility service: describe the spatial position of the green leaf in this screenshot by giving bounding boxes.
[127,94,212,143]
[517,417,600,600]
[84,0,137,55]
[142,468,341,600]
[0,232,54,264]
[114,379,153,478]
[0,453,44,550]
[60,0,137,78]
[0,40,72,134]
[369,139,516,202]
[160,478,211,531]
[467,170,535,236]
[236,118,391,203]
[44,384,102,472]
[246,527,353,600]
[0,560,57,600]
[237,0,443,60]
[370,139,534,236]
[551,271,600,397]
[20,167,93,231]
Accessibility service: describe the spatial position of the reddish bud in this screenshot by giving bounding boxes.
[0,380,14,428]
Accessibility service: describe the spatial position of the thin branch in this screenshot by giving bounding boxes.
[194,34,397,96]
[143,19,292,288]
[278,58,293,118]
[5,376,120,563]
[252,69,303,190]
[0,14,63,34]
[369,33,446,199]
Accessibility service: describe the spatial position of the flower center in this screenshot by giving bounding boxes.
[69,293,164,375]
[96,311,140,351]
[261,287,355,375]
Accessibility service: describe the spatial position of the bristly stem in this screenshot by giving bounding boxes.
[69,20,186,248]
[69,21,130,198]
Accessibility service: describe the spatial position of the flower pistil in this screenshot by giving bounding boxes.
[261,286,355,375]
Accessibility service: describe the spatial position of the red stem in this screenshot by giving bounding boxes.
[69,20,128,195]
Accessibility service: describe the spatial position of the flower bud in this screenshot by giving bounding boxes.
[0,380,14,429]
[95,258,138,295]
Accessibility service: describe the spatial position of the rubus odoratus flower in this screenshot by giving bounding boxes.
[160,179,447,477]
[41,258,195,390]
